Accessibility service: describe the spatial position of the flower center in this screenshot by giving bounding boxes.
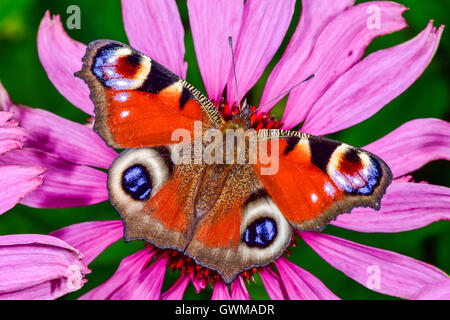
[216,101,283,130]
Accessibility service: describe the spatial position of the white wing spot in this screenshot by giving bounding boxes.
[324,182,336,197]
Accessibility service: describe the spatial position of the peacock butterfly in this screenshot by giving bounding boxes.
[76,40,392,283]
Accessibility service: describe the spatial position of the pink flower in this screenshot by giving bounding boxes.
[0,86,45,215]
[0,86,89,300]
[412,278,450,300]
[1,0,449,299]
[0,234,90,299]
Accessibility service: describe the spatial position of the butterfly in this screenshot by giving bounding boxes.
[76,40,392,283]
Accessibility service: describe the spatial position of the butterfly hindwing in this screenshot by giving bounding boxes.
[185,165,292,283]
[108,145,293,283]
[255,129,393,231]
[76,40,223,148]
[108,145,205,250]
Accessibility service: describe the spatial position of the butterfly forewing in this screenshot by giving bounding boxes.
[76,40,223,149]
[255,129,392,231]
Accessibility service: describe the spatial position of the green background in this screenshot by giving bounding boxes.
[0,0,448,300]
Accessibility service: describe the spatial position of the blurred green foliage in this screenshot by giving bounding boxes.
[0,0,448,300]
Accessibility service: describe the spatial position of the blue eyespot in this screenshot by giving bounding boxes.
[92,45,121,81]
[121,164,152,200]
[243,218,277,248]
[356,159,381,195]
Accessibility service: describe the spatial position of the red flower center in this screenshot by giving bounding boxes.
[216,101,283,130]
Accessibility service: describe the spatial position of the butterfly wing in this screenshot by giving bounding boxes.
[108,146,293,283]
[108,145,206,250]
[76,40,223,148]
[254,129,393,231]
[184,164,293,283]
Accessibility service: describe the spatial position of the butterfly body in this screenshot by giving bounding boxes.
[77,40,392,283]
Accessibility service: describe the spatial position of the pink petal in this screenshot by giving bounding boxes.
[230,277,250,300]
[161,273,190,300]
[300,232,448,299]
[0,165,45,215]
[259,267,287,300]
[211,279,231,300]
[412,278,450,300]
[365,118,450,178]
[0,149,108,208]
[80,247,155,300]
[0,81,13,112]
[0,111,27,154]
[109,255,168,300]
[190,273,207,293]
[302,22,444,135]
[37,11,93,115]
[275,257,339,300]
[0,111,13,122]
[188,0,243,102]
[0,234,89,299]
[0,233,79,250]
[260,0,354,111]
[332,181,450,233]
[282,1,408,129]
[10,105,117,169]
[122,0,187,78]
[50,221,124,265]
[226,0,296,105]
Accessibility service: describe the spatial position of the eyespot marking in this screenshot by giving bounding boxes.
[121,164,152,200]
[91,44,150,89]
[243,217,277,248]
[327,145,382,195]
[354,158,381,195]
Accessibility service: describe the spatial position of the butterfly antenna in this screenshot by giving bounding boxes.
[228,36,242,111]
[256,73,317,112]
